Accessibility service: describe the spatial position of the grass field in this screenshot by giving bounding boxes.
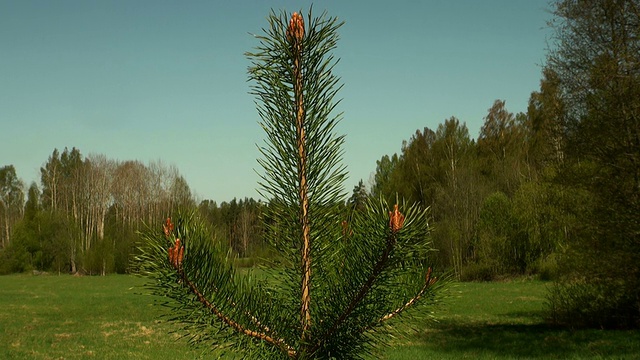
[1,275,638,359]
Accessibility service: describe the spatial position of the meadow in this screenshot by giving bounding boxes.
[1,274,638,359]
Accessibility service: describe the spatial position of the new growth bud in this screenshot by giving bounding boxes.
[168,238,184,269]
[286,12,304,44]
[163,217,174,238]
[389,204,405,233]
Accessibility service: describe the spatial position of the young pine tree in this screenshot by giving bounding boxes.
[137,10,441,359]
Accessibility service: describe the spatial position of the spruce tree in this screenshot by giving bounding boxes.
[137,10,441,358]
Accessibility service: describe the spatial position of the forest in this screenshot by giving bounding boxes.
[1,0,639,330]
[0,94,574,280]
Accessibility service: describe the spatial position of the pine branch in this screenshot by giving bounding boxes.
[378,267,437,323]
[180,274,297,357]
[310,205,405,354]
[164,217,296,357]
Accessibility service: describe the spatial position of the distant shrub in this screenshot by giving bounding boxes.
[460,261,496,282]
[532,254,558,281]
[548,279,639,329]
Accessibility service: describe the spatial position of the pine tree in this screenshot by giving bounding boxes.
[137,10,441,358]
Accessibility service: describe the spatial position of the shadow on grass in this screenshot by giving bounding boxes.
[410,314,640,359]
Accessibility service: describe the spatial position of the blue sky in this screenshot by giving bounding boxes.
[0,1,552,202]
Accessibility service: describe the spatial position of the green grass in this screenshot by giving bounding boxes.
[1,275,638,359]
[383,280,640,359]
[0,274,202,360]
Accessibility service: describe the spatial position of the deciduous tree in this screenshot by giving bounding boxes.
[546,0,640,328]
[477,100,527,196]
[0,165,25,249]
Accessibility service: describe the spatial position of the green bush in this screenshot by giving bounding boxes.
[532,254,559,281]
[460,261,497,282]
[548,279,639,329]
[0,245,32,274]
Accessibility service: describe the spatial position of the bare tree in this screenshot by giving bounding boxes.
[0,165,25,248]
[111,160,150,230]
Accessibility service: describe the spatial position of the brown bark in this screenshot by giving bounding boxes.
[288,12,311,340]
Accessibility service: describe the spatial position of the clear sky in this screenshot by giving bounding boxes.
[0,1,552,203]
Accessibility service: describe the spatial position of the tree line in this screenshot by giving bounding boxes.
[0,148,346,275]
[369,97,564,281]
[0,148,268,274]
